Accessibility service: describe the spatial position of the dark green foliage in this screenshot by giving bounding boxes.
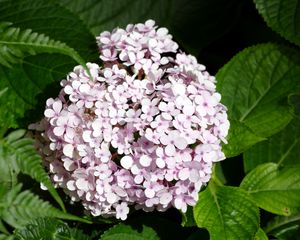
[14,218,91,240]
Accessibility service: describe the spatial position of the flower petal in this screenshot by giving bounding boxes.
[120,156,133,169]
[63,144,74,158]
[165,144,176,156]
[174,137,188,150]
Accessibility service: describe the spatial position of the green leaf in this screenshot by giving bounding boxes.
[193,182,259,240]
[222,120,266,157]
[0,21,86,68]
[0,130,65,211]
[0,184,89,229]
[100,223,159,240]
[244,119,300,172]
[0,234,14,240]
[14,218,91,240]
[0,143,18,190]
[5,129,26,142]
[265,213,300,240]
[255,228,268,240]
[59,0,241,53]
[0,0,98,130]
[216,44,300,157]
[0,0,97,61]
[240,163,300,216]
[0,54,75,129]
[254,0,300,47]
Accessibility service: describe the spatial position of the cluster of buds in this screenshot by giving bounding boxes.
[30,20,229,220]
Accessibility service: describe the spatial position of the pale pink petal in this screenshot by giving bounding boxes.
[174,137,188,150]
[76,178,88,190]
[149,39,158,48]
[66,180,76,191]
[156,158,165,168]
[63,159,76,171]
[107,192,118,204]
[114,186,127,197]
[128,52,136,63]
[53,100,62,113]
[65,128,75,139]
[160,133,170,145]
[160,192,172,205]
[172,82,185,96]
[64,85,74,95]
[165,144,176,156]
[162,112,172,120]
[158,102,167,111]
[157,27,168,36]
[56,116,67,126]
[72,80,81,89]
[44,109,55,118]
[63,144,74,158]
[120,156,133,169]
[189,169,200,183]
[53,126,65,137]
[134,175,143,184]
[174,197,183,210]
[82,130,92,142]
[145,188,155,198]
[178,168,189,180]
[183,104,195,116]
[196,105,207,116]
[140,155,152,167]
[203,151,217,163]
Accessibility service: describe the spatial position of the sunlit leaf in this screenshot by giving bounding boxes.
[255,228,268,240]
[241,163,300,216]
[217,44,300,157]
[193,182,259,240]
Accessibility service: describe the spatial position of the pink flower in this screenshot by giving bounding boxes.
[143,180,163,198]
[116,202,130,220]
[100,48,118,61]
[144,128,160,144]
[158,101,180,120]
[160,130,188,156]
[53,115,75,138]
[150,116,170,132]
[141,98,160,122]
[44,99,63,120]
[31,20,229,221]
[195,91,221,116]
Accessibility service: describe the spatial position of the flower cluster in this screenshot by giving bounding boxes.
[30,20,229,220]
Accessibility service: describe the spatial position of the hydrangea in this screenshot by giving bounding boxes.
[30,20,229,220]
